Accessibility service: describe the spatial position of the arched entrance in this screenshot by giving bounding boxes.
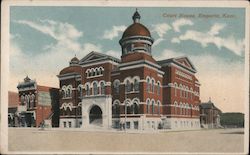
[89,105,102,126]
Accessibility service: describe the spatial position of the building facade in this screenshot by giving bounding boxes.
[17,76,60,127]
[8,91,19,127]
[200,99,222,128]
[58,10,201,130]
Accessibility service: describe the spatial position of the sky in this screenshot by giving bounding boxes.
[9,6,246,113]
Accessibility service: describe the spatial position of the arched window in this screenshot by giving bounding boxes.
[174,102,177,114]
[152,100,155,114]
[112,101,120,116]
[146,99,150,113]
[93,82,98,95]
[78,85,83,97]
[180,84,182,97]
[100,81,105,95]
[95,68,98,76]
[186,87,189,98]
[157,101,160,114]
[151,79,155,93]
[113,80,120,94]
[180,103,182,115]
[157,81,160,95]
[125,80,131,92]
[147,78,150,92]
[132,103,139,114]
[86,84,90,96]
[134,78,139,91]
[174,83,177,96]
[190,88,193,100]
[66,85,72,98]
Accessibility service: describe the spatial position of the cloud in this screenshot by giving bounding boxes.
[171,37,180,43]
[102,25,126,40]
[153,38,165,47]
[172,18,193,32]
[174,23,244,56]
[105,50,120,59]
[208,23,226,36]
[9,19,103,92]
[151,23,171,38]
[14,19,83,41]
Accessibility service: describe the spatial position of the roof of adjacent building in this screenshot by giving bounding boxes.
[8,91,19,108]
[59,65,82,75]
[200,100,222,113]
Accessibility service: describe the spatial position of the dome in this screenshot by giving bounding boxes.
[71,56,79,62]
[122,23,151,38]
[59,66,82,75]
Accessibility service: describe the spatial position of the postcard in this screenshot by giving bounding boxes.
[1,0,249,154]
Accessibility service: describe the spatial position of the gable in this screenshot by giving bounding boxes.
[79,51,108,63]
[174,57,196,72]
[79,51,120,65]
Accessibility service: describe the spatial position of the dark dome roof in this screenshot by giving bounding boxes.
[70,56,79,65]
[122,23,151,38]
[59,66,82,75]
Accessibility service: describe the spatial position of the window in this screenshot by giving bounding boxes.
[147,78,150,92]
[151,79,155,93]
[100,82,105,95]
[113,80,120,94]
[152,100,155,114]
[132,103,139,114]
[126,122,130,129]
[78,85,83,97]
[146,100,150,113]
[157,101,160,114]
[86,85,90,96]
[180,103,182,115]
[125,80,131,92]
[63,121,66,128]
[157,81,160,95]
[68,122,72,128]
[30,94,35,108]
[134,79,139,91]
[190,88,193,99]
[174,83,177,96]
[180,85,182,97]
[21,95,25,105]
[93,82,98,95]
[134,121,139,129]
[25,95,30,109]
[174,102,177,114]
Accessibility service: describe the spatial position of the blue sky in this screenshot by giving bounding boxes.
[9,6,246,113]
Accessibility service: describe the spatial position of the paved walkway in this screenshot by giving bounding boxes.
[8,128,245,154]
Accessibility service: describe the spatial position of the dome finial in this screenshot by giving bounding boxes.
[133,8,141,23]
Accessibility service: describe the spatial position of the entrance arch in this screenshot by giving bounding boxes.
[89,105,102,126]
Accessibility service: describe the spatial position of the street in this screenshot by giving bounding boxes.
[8,128,245,153]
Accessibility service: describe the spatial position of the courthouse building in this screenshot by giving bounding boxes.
[57,10,201,130]
[16,76,60,127]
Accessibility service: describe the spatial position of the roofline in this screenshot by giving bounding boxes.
[157,56,197,73]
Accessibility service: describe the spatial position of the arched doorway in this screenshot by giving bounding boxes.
[89,105,102,126]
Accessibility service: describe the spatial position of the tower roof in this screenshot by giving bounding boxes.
[121,9,151,39]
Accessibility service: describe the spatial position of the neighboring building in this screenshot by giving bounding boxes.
[57,10,201,130]
[16,76,60,127]
[200,99,222,128]
[8,91,19,127]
